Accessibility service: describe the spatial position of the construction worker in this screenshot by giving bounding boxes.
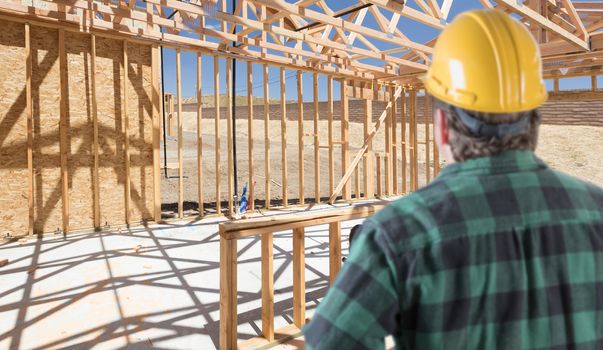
[303,9,603,349]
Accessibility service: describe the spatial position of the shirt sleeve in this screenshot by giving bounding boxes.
[303,220,401,350]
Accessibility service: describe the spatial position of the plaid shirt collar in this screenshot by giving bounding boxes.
[436,150,548,178]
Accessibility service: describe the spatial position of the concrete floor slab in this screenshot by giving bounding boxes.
[0,205,370,350]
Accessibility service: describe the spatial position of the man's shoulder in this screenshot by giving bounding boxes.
[540,167,603,208]
[367,179,454,249]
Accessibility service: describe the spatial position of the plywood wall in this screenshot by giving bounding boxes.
[126,42,154,222]
[0,21,28,236]
[0,19,155,236]
[95,36,127,227]
[31,26,62,234]
[66,32,94,230]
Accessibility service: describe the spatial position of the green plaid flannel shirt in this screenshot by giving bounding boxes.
[303,150,603,349]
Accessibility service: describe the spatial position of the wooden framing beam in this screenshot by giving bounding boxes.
[376,153,382,198]
[327,76,334,196]
[409,89,418,191]
[341,79,350,201]
[313,73,320,204]
[424,90,431,183]
[219,236,237,350]
[441,0,454,19]
[264,64,271,209]
[26,23,34,235]
[385,87,393,196]
[227,58,234,216]
[59,28,70,233]
[432,96,440,178]
[123,40,133,225]
[280,67,288,207]
[197,53,204,216]
[152,44,162,222]
[401,88,407,194]
[248,61,255,212]
[293,227,306,328]
[262,232,274,341]
[328,222,341,285]
[215,56,222,215]
[176,48,183,219]
[363,99,374,199]
[391,87,398,195]
[297,71,304,205]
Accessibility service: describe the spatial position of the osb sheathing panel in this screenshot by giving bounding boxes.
[31,26,62,234]
[0,21,28,236]
[95,37,126,226]
[126,42,154,222]
[66,32,94,230]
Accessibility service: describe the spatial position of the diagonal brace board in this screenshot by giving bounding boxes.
[328,86,403,204]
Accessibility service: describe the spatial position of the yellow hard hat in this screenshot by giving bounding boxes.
[424,9,547,114]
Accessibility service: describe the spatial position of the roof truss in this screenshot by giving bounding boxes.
[0,0,601,84]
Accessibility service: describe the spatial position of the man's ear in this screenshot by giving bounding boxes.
[435,108,449,145]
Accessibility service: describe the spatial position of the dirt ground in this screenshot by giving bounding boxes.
[160,113,603,216]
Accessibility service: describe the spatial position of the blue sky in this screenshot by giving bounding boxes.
[161,0,599,101]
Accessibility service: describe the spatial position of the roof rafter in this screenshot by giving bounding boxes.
[0,0,601,84]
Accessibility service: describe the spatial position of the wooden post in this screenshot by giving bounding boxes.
[424,90,431,183]
[167,94,174,137]
[219,236,237,350]
[385,87,392,196]
[176,48,183,219]
[297,71,304,205]
[409,90,418,191]
[376,154,382,198]
[313,73,320,203]
[329,222,341,285]
[340,79,350,201]
[25,23,34,235]
[123,40,132,225]
[226,58,234,216]
[354,165,360,199]
[400,89,407,194]
[554,78,559,93]
[280,67,288,207]
[391,87,398,194]
[152,45,161,222]
[592,75,598,91]
[327,76,334,196]
[363,99,373,199]
[247,61,254,211]
[432,104,440,178]
[197,53,204,216]
[262,232,274,341]
[59,29,70,233]
[293,227,305,328]
[264,64,271,209]
[215,56,221,215]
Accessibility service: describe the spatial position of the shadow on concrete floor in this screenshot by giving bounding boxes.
[0,219,351,349]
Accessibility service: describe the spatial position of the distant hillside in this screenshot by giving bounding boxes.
[174,94,294,107]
